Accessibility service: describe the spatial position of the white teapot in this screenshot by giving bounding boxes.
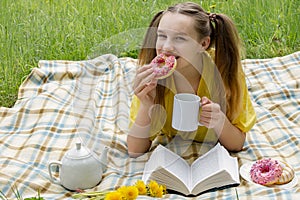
[48,141,108,190]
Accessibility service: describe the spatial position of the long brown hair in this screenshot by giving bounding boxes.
[138,2,244,120]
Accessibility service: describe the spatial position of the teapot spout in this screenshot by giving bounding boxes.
[99,146,109,172]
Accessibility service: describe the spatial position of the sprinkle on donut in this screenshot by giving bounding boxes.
[250,158,283,186]
[151,53,177,79]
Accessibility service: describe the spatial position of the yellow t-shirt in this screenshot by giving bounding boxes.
[129,53,256,142]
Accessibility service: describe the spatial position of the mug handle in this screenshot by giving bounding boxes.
[48,160,62,184]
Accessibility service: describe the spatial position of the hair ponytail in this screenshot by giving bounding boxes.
[138,11,163,66]
[211,13,244,120]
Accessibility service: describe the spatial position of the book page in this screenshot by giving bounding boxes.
[220,145,240,183]
[142,145,191,188]
[191,170,239,195]
[190,143,222,187]
[190,143,239,188]
[148,166,190,195]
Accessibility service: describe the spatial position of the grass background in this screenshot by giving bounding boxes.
[0,0,299,107]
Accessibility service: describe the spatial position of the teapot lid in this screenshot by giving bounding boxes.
[66,142,91,159]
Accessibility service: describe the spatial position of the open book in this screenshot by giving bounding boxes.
[142,143,240,196]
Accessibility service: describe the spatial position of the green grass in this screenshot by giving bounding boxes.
[0,0,299,107]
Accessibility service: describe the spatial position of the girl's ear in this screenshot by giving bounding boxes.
[200,36,211,50]
[197,36,211,53]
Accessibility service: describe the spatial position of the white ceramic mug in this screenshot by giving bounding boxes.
[172,93,202,131]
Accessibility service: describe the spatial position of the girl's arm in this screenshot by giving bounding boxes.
[215,113,245,151]
[127,105,152,158]
[127,65,157,157]
[199,96,245,151]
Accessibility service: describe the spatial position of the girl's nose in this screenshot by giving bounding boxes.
[162,39,175,52]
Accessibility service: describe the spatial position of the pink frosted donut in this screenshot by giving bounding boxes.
[250,158,283,186]
[151,53,177,79]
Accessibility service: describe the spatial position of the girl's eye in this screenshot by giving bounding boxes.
[157,34,167,39]
[175,36,186,41]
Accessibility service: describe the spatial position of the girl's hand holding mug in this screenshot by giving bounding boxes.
[199,96,226,136]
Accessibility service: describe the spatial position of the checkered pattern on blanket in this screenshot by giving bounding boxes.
[0,52,300,199]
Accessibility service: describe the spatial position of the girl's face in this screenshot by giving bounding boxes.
[156,12,205,70]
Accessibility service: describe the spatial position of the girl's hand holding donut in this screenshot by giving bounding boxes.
[199,96,226,135]
[133,64,157,108]
[133,53,176,108]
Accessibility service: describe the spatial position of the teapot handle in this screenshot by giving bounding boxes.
[48,160,62,185]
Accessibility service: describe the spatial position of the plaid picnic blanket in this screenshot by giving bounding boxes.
[0,52,300,199]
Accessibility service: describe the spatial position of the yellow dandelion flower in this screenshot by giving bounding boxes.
[120,186,138,200]
[148,180,160,197]
[116,185,128,195]
[148,180,159,190]
[135,180,147,195]
[210,4,216,9]
[155,185,166,198]
[105,191,123,200]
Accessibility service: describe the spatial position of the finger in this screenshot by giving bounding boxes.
[200,115,216,128]
[201,97,213,111]
[200,113,212,122]
[135,74,156,93]
[200,111,212,119]
[201,103,213,112]
[199,118,210,124]
[146,77,158,86]
[202,104,221,118]
[201,96,211,106]
[135,78,157,93]
[138,82,157,98]
[199,117,210,127]
[140,72,156,86]
[134,67,155,89]
[199,108,213,126]
[136,64,152,74]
